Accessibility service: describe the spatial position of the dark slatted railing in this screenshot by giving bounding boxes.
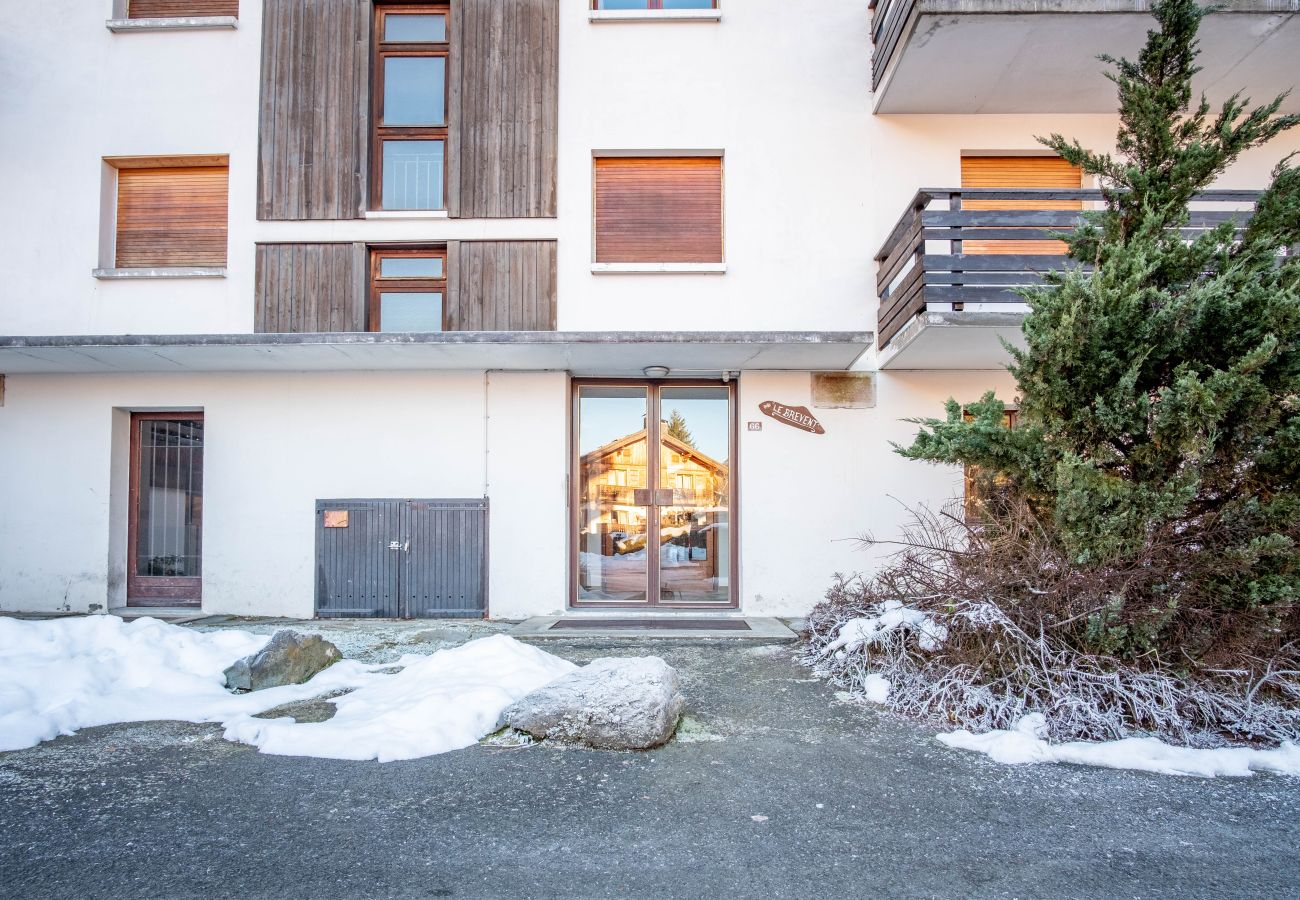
[874,188,1266,350]
[870,0,916,92]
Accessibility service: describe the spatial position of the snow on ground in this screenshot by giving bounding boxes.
[939,713,1300,778]
[822,600,949,656]
[224,636,576,762]
[0,616,575,762]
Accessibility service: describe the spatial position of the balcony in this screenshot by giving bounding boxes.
[869,1,1300,113]
[874,188,1264,369]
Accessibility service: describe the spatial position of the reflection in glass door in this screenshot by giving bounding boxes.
[574,382,734,608]
[658,386,731,604]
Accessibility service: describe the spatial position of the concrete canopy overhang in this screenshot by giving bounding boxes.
[873,1,1300,114]
[877,309,1026,370]
[0,331,874,377]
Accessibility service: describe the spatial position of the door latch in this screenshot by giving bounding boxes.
[388,540,403,551]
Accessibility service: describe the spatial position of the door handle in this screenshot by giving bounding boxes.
[632,489,677,507]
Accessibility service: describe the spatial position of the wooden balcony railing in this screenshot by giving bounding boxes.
[869,0,915,93]
[874,188,1266,350]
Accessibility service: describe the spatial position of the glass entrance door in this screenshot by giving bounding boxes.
[574,382,735,608]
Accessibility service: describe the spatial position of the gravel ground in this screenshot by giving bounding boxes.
[2,619,1298,899]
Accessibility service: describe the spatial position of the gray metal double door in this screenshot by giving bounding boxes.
[315,498,488,618]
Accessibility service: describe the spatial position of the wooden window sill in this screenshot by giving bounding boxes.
[589,10,721,24]
[106,17,238,33]
[591,262,726,275]
[363,210,450,220]
[93,267,227,280]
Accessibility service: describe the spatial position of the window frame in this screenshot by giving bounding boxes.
[368,247,449,332]
[370,3,451,212]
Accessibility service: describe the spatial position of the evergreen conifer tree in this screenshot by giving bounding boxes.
[900,0,1300,659]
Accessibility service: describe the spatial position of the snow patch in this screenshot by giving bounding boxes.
[225,635,576,761]
[0,617,576,762]
[862,674,892,704]
[938,714,1300,778]
[822,600,949,656]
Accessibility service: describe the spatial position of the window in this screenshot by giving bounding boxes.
[127,0,238,17]
[593,156,724,264]
[369,248,447,332]
[960,156,1083,255]
[372,4,450,211]
[109,158,228,269]
[963,407,1019,520]
[592,1,717,8]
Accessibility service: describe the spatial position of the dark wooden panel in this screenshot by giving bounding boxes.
[255,243,365,332]
[445,241,557,330]
[449,0,558,218]
[594,157,724,263]
[116,166,228,268]
[257,0,369,220]
[129,0,238,16]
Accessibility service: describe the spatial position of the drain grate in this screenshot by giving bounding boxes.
[549,618,752,631]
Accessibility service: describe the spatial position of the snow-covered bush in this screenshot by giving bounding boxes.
[802,504,1300,747]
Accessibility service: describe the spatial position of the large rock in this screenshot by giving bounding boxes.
[502,656,684,750]
[223,630,341,692]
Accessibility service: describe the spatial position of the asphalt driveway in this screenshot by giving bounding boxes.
[2,624,1297,899]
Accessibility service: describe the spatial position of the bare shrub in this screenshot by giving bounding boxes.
[802,501,1300,746]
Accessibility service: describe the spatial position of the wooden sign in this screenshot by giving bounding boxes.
[323,510,350,528]
[759,401,826,435]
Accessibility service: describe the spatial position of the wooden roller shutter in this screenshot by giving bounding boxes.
[128,1,239,17]
[257,0,369,220]
[116,166,228,268]
[594,157,724,264]
[960,156,1082,255]
[449,0,558,218]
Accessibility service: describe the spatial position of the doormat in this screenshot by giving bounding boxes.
[549,618,752,631]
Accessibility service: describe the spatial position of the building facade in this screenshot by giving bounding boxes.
[0,0,1296,620]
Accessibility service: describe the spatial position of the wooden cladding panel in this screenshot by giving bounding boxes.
[116,167,228,268]
[594,157,723,263]
[255,244,366,333]
[257,0,369,220]
[960,156,1082,255]
[129,0,238,17]
[449,0,558,218]
[445,241,557,330]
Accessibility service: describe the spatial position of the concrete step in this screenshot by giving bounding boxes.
[509,616,798,641]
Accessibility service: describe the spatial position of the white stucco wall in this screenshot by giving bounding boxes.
[485,371,570,619]
[0,371,540,617]
[738,368,1019,616]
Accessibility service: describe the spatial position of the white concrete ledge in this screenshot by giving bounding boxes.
[589,9,721,23]
[106,17,238,32]
[0,331,874,376]
[92,267,227,280]
[591,262,726,275]
[362,210,450,220]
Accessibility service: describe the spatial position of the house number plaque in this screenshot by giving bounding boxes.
[758,401,826,435]
[323,510,350,528]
